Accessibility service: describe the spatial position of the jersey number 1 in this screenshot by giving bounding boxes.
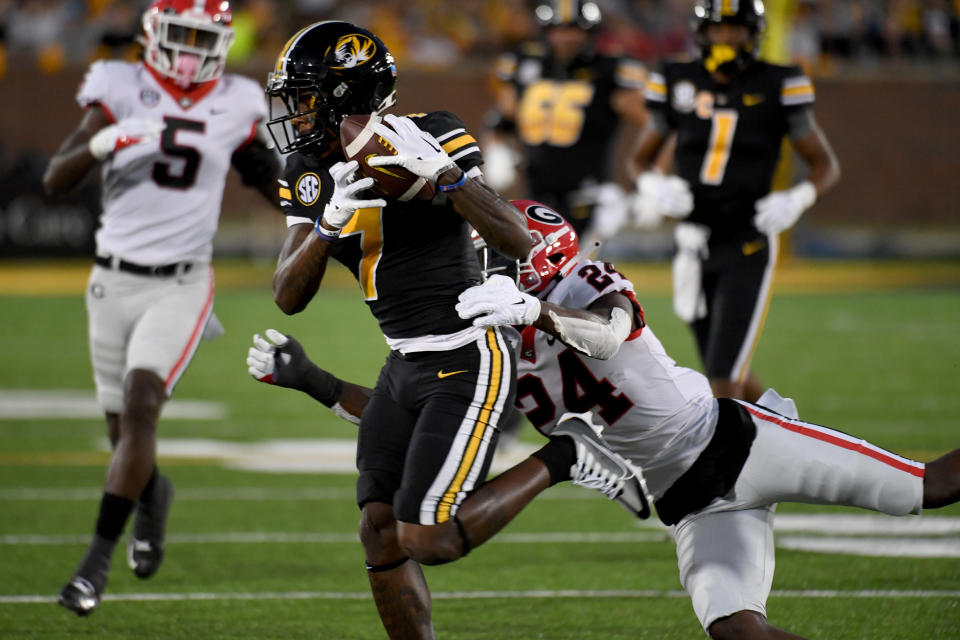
[699,109,738,186]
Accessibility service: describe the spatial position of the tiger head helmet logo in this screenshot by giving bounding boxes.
[328,34,377,69]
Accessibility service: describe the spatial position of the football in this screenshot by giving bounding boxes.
[339,114,437,202]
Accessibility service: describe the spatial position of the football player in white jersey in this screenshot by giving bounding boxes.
[43,0,281,617]
[248,200,960,640]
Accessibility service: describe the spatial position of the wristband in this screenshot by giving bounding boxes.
[438,170,467,192]
[315,217,341,241]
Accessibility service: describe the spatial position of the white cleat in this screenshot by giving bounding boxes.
[552,412,651,519]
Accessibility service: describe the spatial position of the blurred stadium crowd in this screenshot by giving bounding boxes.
[1,0,958,78]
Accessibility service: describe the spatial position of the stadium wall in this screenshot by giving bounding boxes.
[1,69,957,257]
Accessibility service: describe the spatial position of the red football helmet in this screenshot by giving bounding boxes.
[512,199,580,295]
[142,0,235,88]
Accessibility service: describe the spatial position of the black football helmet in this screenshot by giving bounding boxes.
[691,0,766,76]
[534,0,602,30]
[265,21,397,155]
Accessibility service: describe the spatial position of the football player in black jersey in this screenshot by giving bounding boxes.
[263,21,645,640]
[484,0,647,247]
[632,0,840,402]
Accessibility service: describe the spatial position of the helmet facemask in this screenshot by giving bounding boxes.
[265,74,339,156]
[692,0,765,76]
[142,6,234,88]
[518,227,579,296]
[472,229,521,286]
[265,22,398,156]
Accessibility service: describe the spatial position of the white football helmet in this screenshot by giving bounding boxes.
[141,0,235,88]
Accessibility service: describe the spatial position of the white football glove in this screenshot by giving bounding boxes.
[455,274,541,328]
[479,138,518,191]
[247,329,292,385]
[322,160,387,230]
[752,181,817,235]
[88,117,165,161]
[367,114,458,182]
[634,171,694,223]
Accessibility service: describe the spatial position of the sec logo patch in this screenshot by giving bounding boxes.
[296,173,321,206]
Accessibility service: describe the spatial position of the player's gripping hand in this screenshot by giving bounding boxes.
[634,171,694,223]
[368,114,458,182]
[247,329,311,390]
[321,161,387,232]
[88,117,165,161]
[456,275,541,328]
[752,181,817,235]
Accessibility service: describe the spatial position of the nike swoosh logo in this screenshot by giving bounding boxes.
[365,153,405,179]
[742,240,767,256]
[210,108,228,115]
[742,94,765,107]
[437,369,469,379]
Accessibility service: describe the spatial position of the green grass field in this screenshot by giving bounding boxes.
[1,261,959,639]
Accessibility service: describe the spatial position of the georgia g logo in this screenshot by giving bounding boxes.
[296,173,321,206]
[328,34,376,69]
[525,204,565,226]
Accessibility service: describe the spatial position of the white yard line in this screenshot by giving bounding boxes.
[0,390,224,420]
[0,531,669,546]
[3,529,959,557]
[3,589,959,605]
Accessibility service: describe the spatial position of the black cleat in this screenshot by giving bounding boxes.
[58,577,100,617]
[552,412,651,519]
[128,474,174,579]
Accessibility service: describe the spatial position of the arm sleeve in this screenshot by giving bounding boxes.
[780,67,815,108]
[785,106,815,140]
[643,63,673,129]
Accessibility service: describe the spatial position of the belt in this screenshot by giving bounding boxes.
[94,255,193,277]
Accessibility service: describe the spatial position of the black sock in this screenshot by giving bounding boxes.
[139,467,158,504]
[75,534,115,592]
[95,493,136,541]
[531,436,576,485]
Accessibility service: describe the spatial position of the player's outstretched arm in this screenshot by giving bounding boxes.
[446,173,531,260]
[247,329,371,423]
[368,114,530,259]
[455,275,636,360]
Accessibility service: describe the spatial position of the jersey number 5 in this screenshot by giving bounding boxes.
[153,117,205,189]
[699,109,738,186]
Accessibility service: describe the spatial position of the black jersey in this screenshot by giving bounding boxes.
[279,111,484,340]
[494,42,646,196]
[645,59,815,236]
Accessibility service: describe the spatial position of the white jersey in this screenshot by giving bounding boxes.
[77,61,267,264]
[515,261,717,500]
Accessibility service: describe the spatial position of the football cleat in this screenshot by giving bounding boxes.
[57,576,100,617]
[551,412,651,519]
[128,474,174,579]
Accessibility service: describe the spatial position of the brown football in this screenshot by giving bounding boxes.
[339,114,437,202]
